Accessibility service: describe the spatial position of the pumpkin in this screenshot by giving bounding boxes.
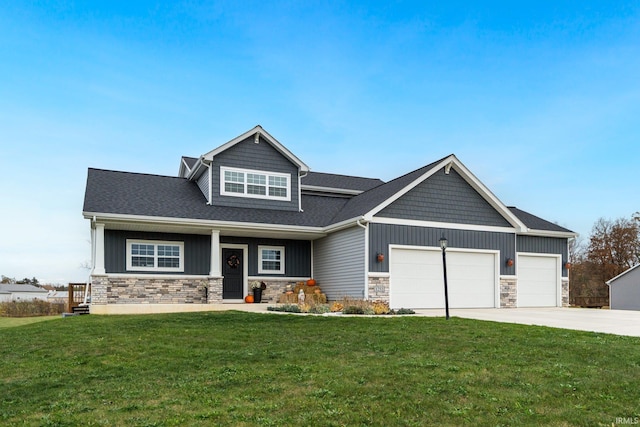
[244,295,254,303]
[307,279,317,286]
[286,291,294,295]
[314,289,322,294]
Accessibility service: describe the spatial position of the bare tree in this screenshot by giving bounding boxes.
[586,216,640,283]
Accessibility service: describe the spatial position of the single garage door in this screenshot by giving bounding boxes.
[518,254,560,307]
[390,247,498,309]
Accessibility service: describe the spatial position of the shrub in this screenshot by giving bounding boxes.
[395,308,415,315]
[308,304,330,314]
[267,304,301,313]
[372,300,390,315]
[0,300,66,317]
[343,305,365,315]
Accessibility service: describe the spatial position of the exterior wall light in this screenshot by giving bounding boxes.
[506,258,514,267]
[376,253,385,263]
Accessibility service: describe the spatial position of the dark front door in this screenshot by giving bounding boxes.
[222,248,244,299]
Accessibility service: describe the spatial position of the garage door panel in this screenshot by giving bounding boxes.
[390,248,497,309]
[518,255,558,307]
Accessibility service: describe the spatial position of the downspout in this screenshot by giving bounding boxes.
[356,218,369,299]
[298,171,308,212]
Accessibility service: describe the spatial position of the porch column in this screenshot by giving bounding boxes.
[210,230,221,277]
[94,223,106,275]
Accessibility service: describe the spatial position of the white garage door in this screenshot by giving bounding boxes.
[390,247,498,309]
[518,254,560,307]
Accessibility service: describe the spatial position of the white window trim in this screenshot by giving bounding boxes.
[220,166,291,201]
[126,239,184,273]
[258,245,285,274]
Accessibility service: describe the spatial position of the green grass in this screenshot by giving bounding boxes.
[1,312,639,426]
[0,315,60,328]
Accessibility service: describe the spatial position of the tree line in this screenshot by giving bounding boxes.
[570,212,640,302]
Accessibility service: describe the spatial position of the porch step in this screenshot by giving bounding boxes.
[72,306,90,315]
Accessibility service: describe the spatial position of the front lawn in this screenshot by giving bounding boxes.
[1,312,639,426]
[0,315,59,329]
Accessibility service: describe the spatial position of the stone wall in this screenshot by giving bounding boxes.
[92,275,211,305]
[562,278,569,307]
[500,277,517,308]
[367,275,390,302]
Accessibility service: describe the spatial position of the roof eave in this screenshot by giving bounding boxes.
[517,229,578,239]
[83,211,327,239]
[202,125,310,173]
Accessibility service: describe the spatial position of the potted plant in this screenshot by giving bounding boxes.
[251,281,266,303]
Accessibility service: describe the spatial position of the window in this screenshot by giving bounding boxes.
[258,246,285,274]
[126,240,184,272]
[221,167,290,201]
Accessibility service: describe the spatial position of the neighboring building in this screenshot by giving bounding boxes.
[47,290,69,304]
[607,264,640,311]
[0,284,49,302]
[83,125,576,314]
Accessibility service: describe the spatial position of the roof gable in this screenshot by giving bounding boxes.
[332,155,527,231]
[607,264,640,285]
[200,125,309,173]
[377,167,512,227]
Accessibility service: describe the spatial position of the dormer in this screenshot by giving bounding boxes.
[183,126,310,212]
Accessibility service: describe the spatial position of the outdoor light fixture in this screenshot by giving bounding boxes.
[506,258,514,267]
[439,236,450,320]
[376,253,385,263]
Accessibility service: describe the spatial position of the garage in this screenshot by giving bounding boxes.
[389,247,498,309]
[517,254,560,307]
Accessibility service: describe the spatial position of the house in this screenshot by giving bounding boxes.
[0,284,49,302]
[607,264,640,311]
[47,290,69,304]
[83,125,576,314]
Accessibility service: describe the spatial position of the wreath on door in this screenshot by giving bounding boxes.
[226,254,240,269]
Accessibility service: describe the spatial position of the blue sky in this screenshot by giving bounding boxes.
[1,1,639,284]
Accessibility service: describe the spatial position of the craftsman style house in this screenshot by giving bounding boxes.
[83,125,575,314]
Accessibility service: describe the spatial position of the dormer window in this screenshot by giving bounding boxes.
[221,166,290,201]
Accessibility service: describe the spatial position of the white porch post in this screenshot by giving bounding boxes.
[210,230,221,277]
[94,223,106,275]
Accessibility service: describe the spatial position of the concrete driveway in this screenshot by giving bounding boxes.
[413,307,640,337]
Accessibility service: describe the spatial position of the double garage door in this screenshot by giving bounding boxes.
[389,247,560,309]
[389,247,499,309]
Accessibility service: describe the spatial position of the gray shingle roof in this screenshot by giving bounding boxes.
[329,158,445,223]
[508,207,573,233]
[302,172,384,192]
[0,284,48,293]
[84,159,573,235]
[83,169,348,227]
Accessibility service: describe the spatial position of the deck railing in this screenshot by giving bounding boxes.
[68,283,90,313]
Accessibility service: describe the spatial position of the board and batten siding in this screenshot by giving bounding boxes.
[211,135,300,212]
[517,235,569,276]
[104,230,211,275]
[377,168,512,227]
[369,223,516,276]
[313,226,366,300]
[221,236,311,277]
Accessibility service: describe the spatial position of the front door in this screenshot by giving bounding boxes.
[222,248,244,299]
